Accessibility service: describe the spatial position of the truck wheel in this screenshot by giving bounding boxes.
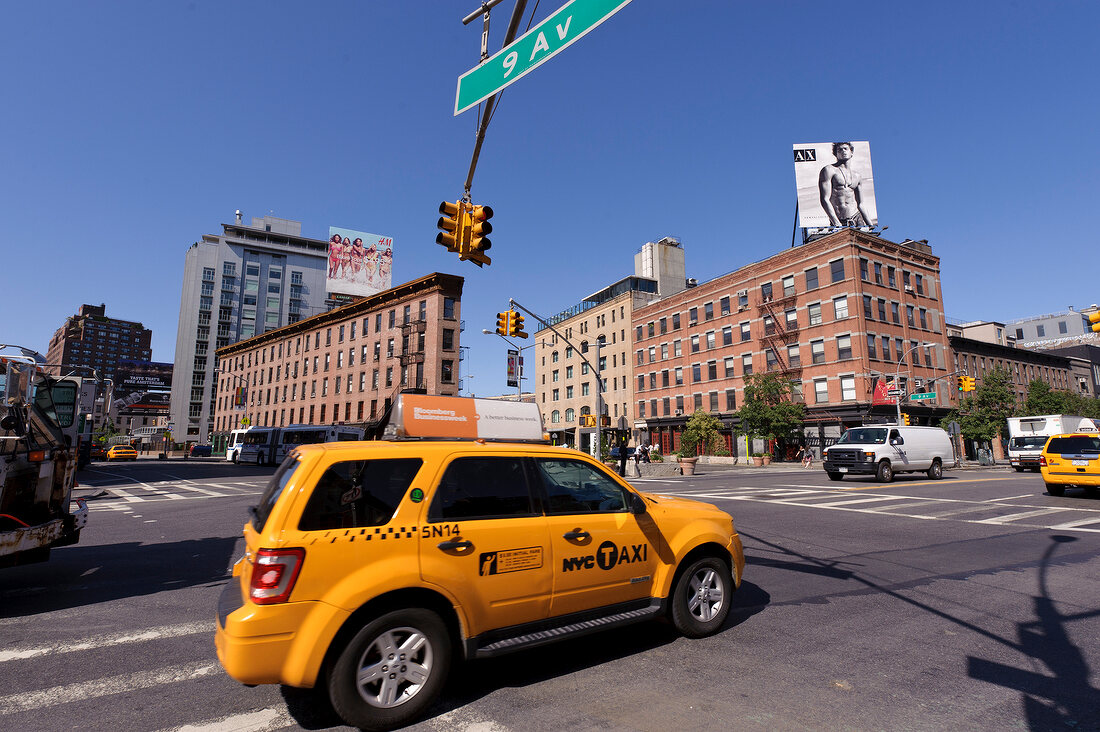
[926,459,943,480]
[876,460,893,483]
[1014,466,1025,473]
[1045,483,1065,497]
[670,556,732,639]
[328,608,451,731]
[826,471,844,481]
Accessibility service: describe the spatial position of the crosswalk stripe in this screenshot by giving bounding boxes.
[158,708,293,732]
[973,509,1066,525]
[1046,517,1100,530]
[0,661,219,714]
[796,495,913,508]
[0,621,213,663]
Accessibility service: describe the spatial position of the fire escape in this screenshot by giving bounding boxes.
[755,288,803,389]
[399,317,428,393]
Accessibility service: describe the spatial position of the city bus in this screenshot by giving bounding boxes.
[236,427,281,466]
[275,424,365,462]
[225,427,252,463]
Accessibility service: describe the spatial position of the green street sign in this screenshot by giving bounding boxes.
[909,392,936,401]
[454,0,634,116]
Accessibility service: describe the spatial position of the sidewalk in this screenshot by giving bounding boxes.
[634,457,1011,477]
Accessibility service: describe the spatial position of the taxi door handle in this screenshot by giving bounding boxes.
[563,530,590,540]
[437,539,473,551]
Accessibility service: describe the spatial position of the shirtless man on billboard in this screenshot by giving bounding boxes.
[818,142,874,227]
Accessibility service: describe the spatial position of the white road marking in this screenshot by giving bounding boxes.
[107,486,143,503]
[159,708,293,732]
[0,661,219,714]
[1047,516,1100,530]
[797,495,913,508]
[973,509,1066,525]
[0,620,214,662]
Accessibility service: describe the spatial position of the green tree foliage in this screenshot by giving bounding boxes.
[734,373,805,445]
[1023,380,1100,419]
[946,366,1017,441]
[679,410,724,457]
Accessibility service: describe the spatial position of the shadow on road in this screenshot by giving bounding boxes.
[0,536,238,617]
[281,580,770,729]
[967,535,1100,730]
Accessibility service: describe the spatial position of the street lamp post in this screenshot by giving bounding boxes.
[482,329,542,399]
[894,342,937,425]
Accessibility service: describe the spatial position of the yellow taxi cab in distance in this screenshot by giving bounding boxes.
[1039,432,1100,497]
[106,445,138,461]
[216,395,744,731]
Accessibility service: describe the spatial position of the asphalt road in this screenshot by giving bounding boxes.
[2,459,1098,731]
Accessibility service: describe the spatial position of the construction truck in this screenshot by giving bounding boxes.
[0,346,89,567]
[1006,414,1097,472]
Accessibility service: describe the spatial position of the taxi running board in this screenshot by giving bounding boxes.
[468,598,665,659]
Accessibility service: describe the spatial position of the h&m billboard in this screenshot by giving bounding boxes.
[327,227,393,298]
[792,141,879,229]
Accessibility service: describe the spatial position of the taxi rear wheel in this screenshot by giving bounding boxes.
[670,556,732,639]
[328,608,451,731]
[1045,483,1066,497]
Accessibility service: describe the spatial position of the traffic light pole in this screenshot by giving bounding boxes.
[462,0,528,198]
[508,298,607,457]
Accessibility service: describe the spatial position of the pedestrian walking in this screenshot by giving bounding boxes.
[800,446,813,469]
[618,437,629,477]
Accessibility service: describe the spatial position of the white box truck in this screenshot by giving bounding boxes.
[1007,415,1097,472]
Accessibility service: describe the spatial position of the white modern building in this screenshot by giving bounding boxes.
[169,212,332,445]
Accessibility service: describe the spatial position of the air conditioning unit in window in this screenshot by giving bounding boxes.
[737,289,748,296]
[905,286,915,293]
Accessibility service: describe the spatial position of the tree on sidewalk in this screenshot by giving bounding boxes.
[734,373,805,454]
[1023,379,1100,418]
[946,366,1017,442]
[679,409,726,457]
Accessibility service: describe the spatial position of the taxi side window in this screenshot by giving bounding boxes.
[429,457,535,521]
[298,458,423,531]
[533,458,627,515]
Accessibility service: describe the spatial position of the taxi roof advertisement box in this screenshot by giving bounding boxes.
[792,141,879,229]
[392,395,545,441]
[327,226,394,298]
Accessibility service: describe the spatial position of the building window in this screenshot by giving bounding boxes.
[724,357,736,377]
[722,326,733,346]
[704,302,714,320]
[881,336,891,362]
[811,340,825,364]
[814,378,828,403]
[867,334,877,359]
[760,283,772,301]
[765,350,778,371]
[782,275,795,297]
[837,335,852,360]
[840,376,856,401]
[830,258,845,283]
[891,302,901,324]
[692,364,701,383]
[740,322,751,341]
[742,354,753,375]
[860,259,869,281]
[906,305,916,327]
[915,275,924,295]
[833,296,849,320]
[1037,324,1046,337]
[808,303,822,326]
[787,345,800,367]
[805,267,818,290]
[720,297,730,316]
[441,360,454,383]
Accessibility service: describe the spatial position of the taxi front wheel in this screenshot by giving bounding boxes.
[670,557,732,639]
[328,608,451,731]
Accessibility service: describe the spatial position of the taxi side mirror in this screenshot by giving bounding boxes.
[629,493,647,515]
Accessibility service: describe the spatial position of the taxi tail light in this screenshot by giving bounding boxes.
[1039,454,1047,467]
[249,548,305,605]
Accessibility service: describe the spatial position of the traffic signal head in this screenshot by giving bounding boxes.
[902,413,911,425]
[508,310,528,339]
[467,204,493,267]
[436,200,464,253]
[963,376,976,391]
[1090,312,1100,333]
[495,311,510,337]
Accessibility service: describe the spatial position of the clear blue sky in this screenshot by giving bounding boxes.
[4,1,1097,395]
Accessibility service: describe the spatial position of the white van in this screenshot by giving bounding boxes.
[822,425,954,482]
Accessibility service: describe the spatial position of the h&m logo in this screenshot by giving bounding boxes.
[562,540,647,572]
[793,148,817,162]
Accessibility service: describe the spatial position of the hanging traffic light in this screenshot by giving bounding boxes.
[962,376,976,392]
[956,375,967,391]
[466,204,493,267]
[1089,312,1100,333]
[508,310,528,339]
[436,201,465,253]
[902,413,911,426]
[495,311,511,337]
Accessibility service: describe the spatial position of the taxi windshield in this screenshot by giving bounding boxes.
[837,428,889,445]
[252,457,300,531]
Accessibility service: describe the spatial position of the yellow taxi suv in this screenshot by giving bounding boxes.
[106,445,138,461]
[216,395,744,731]
[1039,432,1100,497]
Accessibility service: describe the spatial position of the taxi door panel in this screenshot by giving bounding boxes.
[419,454,552,638]
[533,457,659,618]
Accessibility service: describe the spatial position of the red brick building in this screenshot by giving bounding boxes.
[631,230,953,458]
[212,273,462,450]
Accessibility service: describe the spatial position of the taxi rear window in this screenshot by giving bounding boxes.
[252,457,300,531]
[298,458,422,531]
[1047,436,1100,454]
